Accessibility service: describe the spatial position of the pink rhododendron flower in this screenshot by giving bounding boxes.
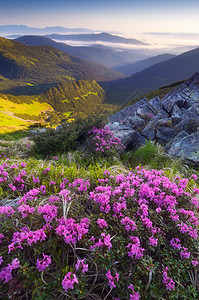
[156,207,161,213]
[97,218,108,229]
[127,236,145,260]
[0,258,20,284]
[162,267,175,291]
[191,259,199,266]
[75,259,88,273]
[37,204,57,222]
[121,217,137,232]
[56,218,90,244]
[105,269,119,289]
[49,181,56,185]
[128,284,141,299]
[49,195,60,203]
[43,167,50,174]
[90,233,112,250]
[180,247,190,259]
[36,253,51,272]
[191,174,197,180]
[18,204,35,218]
[149,236,158,246]
[62,272,78,292]
[170,238,181,249]
[0,206,15,216]
[59,189,71,201]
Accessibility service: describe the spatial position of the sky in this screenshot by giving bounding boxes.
[1,0,199,35]
[1,0,199,52]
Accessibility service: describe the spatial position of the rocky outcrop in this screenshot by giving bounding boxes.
[107,73,199,166]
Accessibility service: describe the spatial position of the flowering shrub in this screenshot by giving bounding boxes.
[89,126,124,155]
[0,155,199,299]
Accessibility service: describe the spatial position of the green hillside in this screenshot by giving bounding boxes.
[0,36,123,133]
[0,79,116,133]
[0,36,124,95]
[41,80,105,113]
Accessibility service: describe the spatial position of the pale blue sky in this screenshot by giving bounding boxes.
[1,0,199,35]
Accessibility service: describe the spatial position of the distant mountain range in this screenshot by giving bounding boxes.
[113,53,176,75]
[0,36,124,95]
[0,25,94,36]
[101,46,199,104]
[15,35,145,68]
[2,33,199,125]
[45,32,148,45]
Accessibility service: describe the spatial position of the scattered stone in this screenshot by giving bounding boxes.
[107,73,199,165]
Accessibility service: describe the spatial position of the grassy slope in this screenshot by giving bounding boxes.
[0,93,53,133]
[0,79,117,133]
[0,111,29,133]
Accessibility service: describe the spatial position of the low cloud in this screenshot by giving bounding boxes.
[54,39,167,51]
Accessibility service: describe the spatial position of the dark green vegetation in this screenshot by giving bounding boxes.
[0,36,124,95]
[16,35,141,68]
[32,116,106,158]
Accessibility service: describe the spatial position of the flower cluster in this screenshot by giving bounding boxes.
[89,126,124,153]
[128,284,141,299]
[37,204,57,222]
[75,259,88,274]
[18,204,35,218]
[0,258,20,284]
[90,232,112,250]
[105,269,119,289]
[36,253,51,272]
[162,267,175,291]
[0,155,198,299]
[56,218,90,244]
[127,236,145,260]
[62,272,78,292]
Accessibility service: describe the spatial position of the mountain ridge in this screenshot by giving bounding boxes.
[0,25,94,35]
[0,36,125,95]
[44,32,148,45]
[15,35,143,68]
[113,53,176,75]
[101,46,199,104]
